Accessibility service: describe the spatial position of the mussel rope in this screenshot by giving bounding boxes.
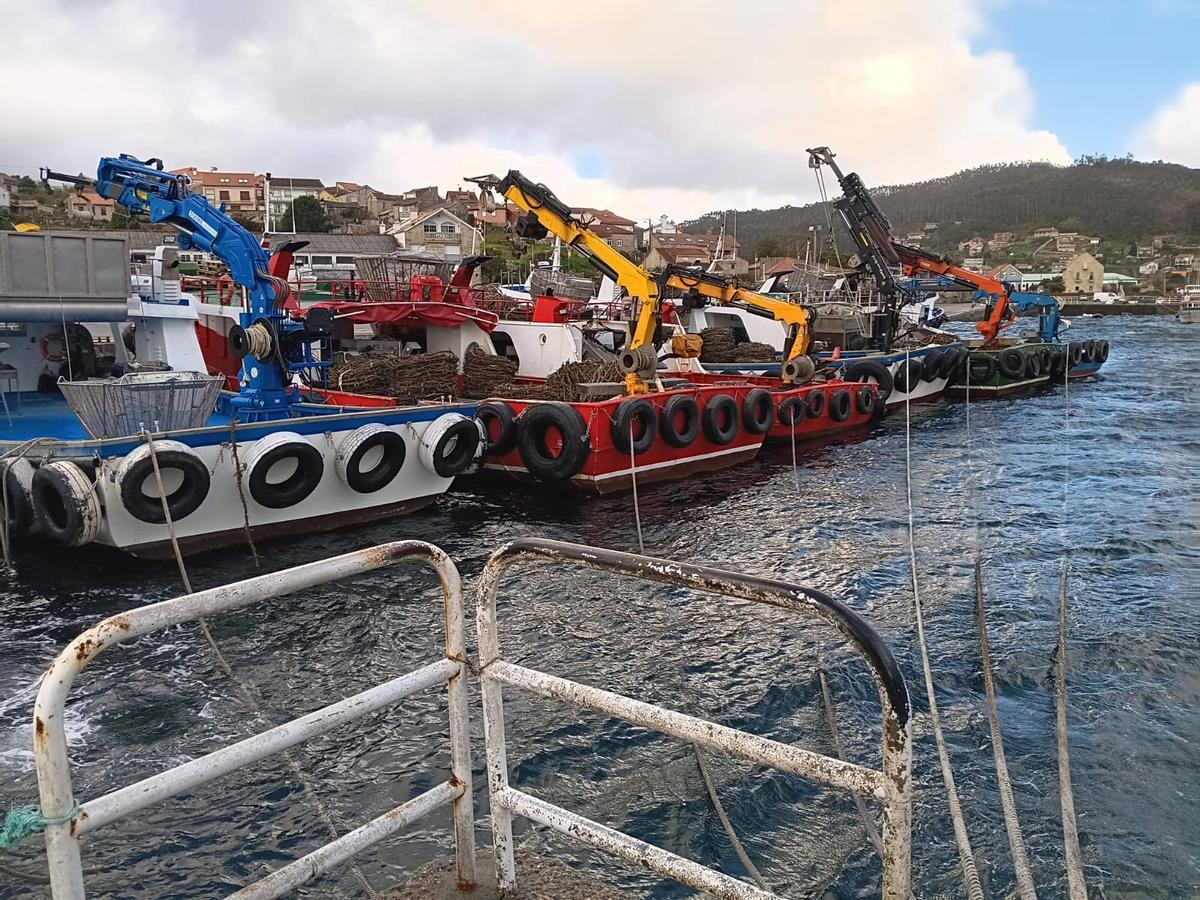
[227,420,260,568]
[142,433,380,899]
[818,668,884,858]
[903,351,986,899]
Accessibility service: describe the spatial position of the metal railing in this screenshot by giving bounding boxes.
[32,541,476,899]
[475,537,912,900]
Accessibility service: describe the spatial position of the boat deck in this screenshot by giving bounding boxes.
[0,393,235,444]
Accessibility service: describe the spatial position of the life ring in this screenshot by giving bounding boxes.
[419,413,481,478]
[516,402,590,482]
[892,357,924,394]
[217,276,236,306]
[998,348,1025,378]
[778,396,805,426]
[701,394,739,445]
[610,397,657,455]
[741,389,774,435]
[967,353,996,382]
[32,461,100,546]
[805,389,826,418]
[844,361,893,402]
[38,332,65,363]
[1024,352,1042,379]
[246,432,324,509]
[336,424,406,494]
[829,389,852,422]
[659,394,700,448]
[920,348,944,382]
[1096,340,1110,363]
[0,459,35,537]
[855,386,875,416]
[117,441,210,524]
[478,401,518,456]
[1068,343,1083,367]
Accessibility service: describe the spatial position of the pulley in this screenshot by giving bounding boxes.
[618,345,658,378]
[229,318,275,362]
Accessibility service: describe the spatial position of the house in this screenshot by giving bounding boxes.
[267,177,325,224]
[923,222,939,231]
[987,263,1023,284]
[572,208,637,253]
[444,189,477,219]
[1139,260,1160,275]
[1055,232,1080,253]
[1173,254,1195,268]
[962,257,985,274]
[1136,245,1155,259]
[958,237,984,254]
[173,168,265,220]
[1151,234,1172,249]
[66,190,116,221]
[389,207,479,260]
[0,181,9,211]
[748,256,795,283]
[475,199,521,229]
[991,231,1015,245]
[1063,251,1103,293]
[903,231,925,246]
[1032,227,1058,239]
[644,231,747,276]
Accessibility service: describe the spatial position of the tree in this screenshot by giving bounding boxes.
[754,235,786,258]
[1042,276,1065,293]
[17,175,36,192]
[275,195,332,233]
[231,212,263,232]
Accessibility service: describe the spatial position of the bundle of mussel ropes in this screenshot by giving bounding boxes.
[698,327,776,363]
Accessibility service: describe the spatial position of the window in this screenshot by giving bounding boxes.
[423,223,438,234]
[441,223,456,234]
[312,255,333,265]
[240,191,250,202]
[219,190,230,202]
[335,256,355,265]
[292,256,308,268]
[219,178,230,184]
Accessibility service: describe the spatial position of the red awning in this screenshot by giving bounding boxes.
[309,300,499,332]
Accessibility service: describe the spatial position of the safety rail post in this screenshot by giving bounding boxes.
[32,540,475,899]
[475,537,911,900]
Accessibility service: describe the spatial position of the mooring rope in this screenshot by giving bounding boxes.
[227,420,260,568]
[693,745,768,890]
[974,561,1038,899]
[818,667,884,858]
[629,420,644,554]
[903,352,986,899]
[142,433,380,899]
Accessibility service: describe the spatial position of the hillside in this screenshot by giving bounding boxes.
[682,157,1200,261]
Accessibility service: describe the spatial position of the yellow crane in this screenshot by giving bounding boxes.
[659,264,816,383]
[467,170,661,395]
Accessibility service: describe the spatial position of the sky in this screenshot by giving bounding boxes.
[1,0,1197,221]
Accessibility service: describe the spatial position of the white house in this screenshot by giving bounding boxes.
[268,177,325,227]
[390,208,480,260]
[1138,260,1160,275]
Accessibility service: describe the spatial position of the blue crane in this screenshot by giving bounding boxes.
[43,154,331,420]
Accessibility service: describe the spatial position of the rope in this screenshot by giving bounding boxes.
[693,746,768,891]
[629,421,644,554]
[818,668,884,857]
[903,351,985,899]
[0,802,78,850]
[227,421,260,568]
[141,433,379,898]
[1054,563,1087,898]
[974,561,1038,899]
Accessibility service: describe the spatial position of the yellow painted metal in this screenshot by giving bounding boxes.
[663,272,812,360]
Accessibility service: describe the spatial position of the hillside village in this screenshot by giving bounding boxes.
[3,161,1198,299]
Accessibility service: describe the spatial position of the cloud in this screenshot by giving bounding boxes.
[0,0,1070,220]
[1134,83,1200,165]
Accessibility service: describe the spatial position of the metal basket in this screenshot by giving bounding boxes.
[59,372,225,439]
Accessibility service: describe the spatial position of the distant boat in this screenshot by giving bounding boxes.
[1179,299,1200,324]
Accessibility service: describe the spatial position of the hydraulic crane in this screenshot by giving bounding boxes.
[805,146,1052,344]
[658,264,816,383]
[43,154,332,420]
[467,170,662,394]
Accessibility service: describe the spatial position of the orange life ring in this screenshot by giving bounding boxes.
[217,276,236,306]
[39,332,65,363]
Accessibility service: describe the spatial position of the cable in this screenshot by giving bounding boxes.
[1054,563,1087,899]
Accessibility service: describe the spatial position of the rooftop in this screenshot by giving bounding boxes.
[265,232,398,254]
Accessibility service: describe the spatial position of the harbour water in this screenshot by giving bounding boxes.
[1,316,1196,897]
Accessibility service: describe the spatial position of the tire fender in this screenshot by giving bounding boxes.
[32,461,100,546]
[419,413,481,478]
[246,431,325,509]
[336,424,408,493]
[117,440,211,524]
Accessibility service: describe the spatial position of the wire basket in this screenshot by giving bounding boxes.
[59,372,225,439]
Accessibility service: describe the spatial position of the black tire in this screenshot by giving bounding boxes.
[1024,352,1042,379]
[829,389,852,422]
[1068,343,1083,367]
[249,441,324,509]
[741,388,774,435]
[843,361,894,403]
[658,394,700,448]
[805,389,826,418]
[120,448,211,523]
[430,418,482,477]
[517,402,590,482]
[778,396,806,426]
[855,385,875,416]
[1097,340,1110,363]
[1080,340,1095,363]
[32,465,91,546]
[893,357,924,394]
[701,394,739,445]
[610,397,657,455]
[0,461,31,536]
[949,346,970,384]
[344,430,406,493]
[967,353,997,382]
[1039,348,1053,374]
[920,348,944,381]
[478,401,517,456]
[998,348,1024,378]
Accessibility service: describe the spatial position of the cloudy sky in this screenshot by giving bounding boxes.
[2,0,1197,220]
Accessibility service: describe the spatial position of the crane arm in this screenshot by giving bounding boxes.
[467,170,660,392]
[659,264,811,360]
[890,243,1013,341]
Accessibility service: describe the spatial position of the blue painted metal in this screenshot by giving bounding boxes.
[93,154,324,421]
[973,288,1061,344]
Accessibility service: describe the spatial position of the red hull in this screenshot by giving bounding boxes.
[482,384,769,495]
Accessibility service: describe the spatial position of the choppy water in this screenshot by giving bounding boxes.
[1,316,1197,898]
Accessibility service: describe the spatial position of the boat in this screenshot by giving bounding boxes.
[3,160,481,558]
[1179,299,1200,324]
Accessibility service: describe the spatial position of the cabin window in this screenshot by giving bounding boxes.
[335,256,355,265]
[312,255,333,265]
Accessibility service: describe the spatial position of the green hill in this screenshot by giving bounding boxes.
[683,156,1200,262]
